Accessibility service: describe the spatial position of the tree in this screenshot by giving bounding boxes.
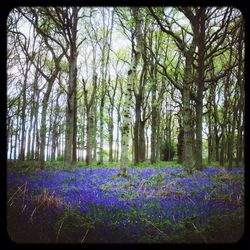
[7,7,244,173]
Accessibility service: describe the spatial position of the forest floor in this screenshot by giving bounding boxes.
[7,163,244,244]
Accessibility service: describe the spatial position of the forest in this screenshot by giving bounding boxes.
[7,7,245,243]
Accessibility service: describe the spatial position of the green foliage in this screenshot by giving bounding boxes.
[147,173,166,187]
[56,155,64,161]
[130,160,182,168]
[44,58,55,71]
[54,208,95,243]
[8,160,41,171]
[160,140,175,161]
[7,160,17,168]
[202,159,222,167]
[45,161,64,169]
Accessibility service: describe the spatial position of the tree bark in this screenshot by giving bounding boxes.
[39,81,54,166]
[64,7,78,169]
[84,74,97,165]
[194,7,206,171]
[150,80,157,163]
[120,69,133,175]
[18,60,29,162]
[108,104,114,162]
[26,69,38,160]
[182,51,195,174]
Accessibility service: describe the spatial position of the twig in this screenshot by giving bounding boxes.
[29,207,37,222]
[172,215,176,223]
[29,201,42,223]
[191,222,199,232]
[204,187,217,201]
[142,217,166,235]
[22,181,28,206]
[191,222,207,243]
[187,196,195,205]
[81,228,89,244]
[21,204,27,213]
[56,219,65,243]
[137,180,147,193]
[8,182,27,204]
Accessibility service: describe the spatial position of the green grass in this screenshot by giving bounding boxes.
[7,159,244,172]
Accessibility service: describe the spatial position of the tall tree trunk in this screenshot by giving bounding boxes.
[220,51,232,166]
[26,103,34,160]
[150,73,157,163]
[99,97,105,164]
[207,106,212,164]
[8,118,13,159]
[18,61,29,162]
[194,8,206,171]
[220,126,225,166]
[39,82,53,167]
[156,113,161,161]
[120,69,133,175]
[177,120,184,164]
[134,94,141,164]
[84,73,97,165]
[145,126,149,160]
[86,109,95,165]
[14,98,21,160]
[86,110,91,165]
[64,7,78,169]
[81,105,85,162]
[228,100,237,170]
[72,70,78,166]
[108,104,114,162]
[26,69,38,160]
[98,8,114,164]
[35,126,40,161]
[182,51,195,174]
[139,120,146,161]
[236,23,244,166]
[116,104,121,162]
[212,85,220,162]
[93,102,97,162]
[51,92,61,161]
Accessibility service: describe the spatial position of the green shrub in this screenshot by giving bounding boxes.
[160,141,175,161]
[56,155,64,161]
[45,161,63,169]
